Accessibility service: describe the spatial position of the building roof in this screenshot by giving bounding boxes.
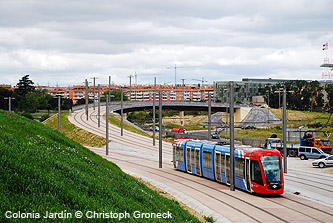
[320,63,333,68]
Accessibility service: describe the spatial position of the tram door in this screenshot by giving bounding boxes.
[244,158,251,191]
[215,152,221,182]
[173,146,176,168]
[194,148,201,176]
[225,154,230,185]
[186,147,191,173]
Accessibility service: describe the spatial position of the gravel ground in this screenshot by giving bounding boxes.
[287,156,333,175]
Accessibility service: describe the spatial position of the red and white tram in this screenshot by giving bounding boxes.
[173,139,284,194]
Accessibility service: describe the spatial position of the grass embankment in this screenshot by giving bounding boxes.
[270,108,332,127]
[163,115,207,131]
[44,111,106,147]
[0,110,200,222]
[107,113,152,138]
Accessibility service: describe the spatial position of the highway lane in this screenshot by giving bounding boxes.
[69,107,333,222]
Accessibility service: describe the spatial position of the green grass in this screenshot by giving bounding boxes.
[31,110,58,117]
[0,110,200,222]
[107,113,152,138]
[204,215,215,223]
[44,111,106,147]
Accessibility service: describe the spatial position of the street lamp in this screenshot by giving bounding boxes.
[91,77,98,110]
[4,97,15,113]
[274,88,293,173]
[128,75,133,101]
[266,90,270,129]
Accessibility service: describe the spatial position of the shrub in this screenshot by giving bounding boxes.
[19,112,34,120]
[39,114,50,122]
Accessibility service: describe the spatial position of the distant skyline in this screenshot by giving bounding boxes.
[1,0,332,86]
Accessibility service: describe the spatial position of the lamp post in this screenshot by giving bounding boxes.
[4,97,15,113]
[91,77,98,110]
[181,78,185,101]
[128,75,133,101]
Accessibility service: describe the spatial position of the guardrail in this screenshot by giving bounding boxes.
[73,101,254,112]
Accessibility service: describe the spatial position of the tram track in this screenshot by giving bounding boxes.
[284,177,333,193]
[288,168,333,181]
[82,108,172,150]
[87,108,169,147]
[71,108,172,155]
[71,107,333,222]
[105,151,332,223]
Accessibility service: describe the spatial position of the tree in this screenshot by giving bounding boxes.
[325,84,333,112]
[260,80,324,111]
[15,75,35,96]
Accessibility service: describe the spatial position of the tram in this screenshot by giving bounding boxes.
[173,139,284,194]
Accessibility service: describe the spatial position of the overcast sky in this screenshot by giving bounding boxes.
[0,0,332,86]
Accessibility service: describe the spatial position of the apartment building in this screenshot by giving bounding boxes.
[127,85,214,102]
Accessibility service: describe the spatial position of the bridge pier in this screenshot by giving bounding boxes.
[221,107,252,127]
[180,111,184,126]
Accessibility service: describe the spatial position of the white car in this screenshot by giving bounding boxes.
[312,155,333,168]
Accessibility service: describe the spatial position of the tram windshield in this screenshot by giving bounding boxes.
[260,155,281,183]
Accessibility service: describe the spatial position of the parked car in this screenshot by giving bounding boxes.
[149,126,159,131]
[241,126,256,130]
[171,128,187,134]
[298,146,329,160]
[211,132,220,139]
[312,155,333,168]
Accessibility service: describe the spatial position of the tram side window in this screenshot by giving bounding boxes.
[251,160,263,185]
[235,158,244,178]
[176,147,184,162]
[221,155,225,173]
[203,151,212,170]
[191,149,195,163]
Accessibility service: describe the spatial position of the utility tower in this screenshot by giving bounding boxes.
[321,42,332,79]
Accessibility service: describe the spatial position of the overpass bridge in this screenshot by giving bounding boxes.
[72,101,255,124]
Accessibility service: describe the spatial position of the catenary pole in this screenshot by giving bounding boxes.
[230,81,235,191]
[121,88,124,136]
[274,88,292,173]
[91,77,98,110]
[106,95,109,155]
[159,91,162,168]
[282,88,287,173]
[85,79,88,120]
[208,93,211,140]
[98,84,101,127]
[108,76,111,100]
[58,95,61,132]
[153,77,156,146]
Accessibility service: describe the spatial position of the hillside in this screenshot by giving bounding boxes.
[0,110,200,222]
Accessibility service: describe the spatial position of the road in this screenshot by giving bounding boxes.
[68,107,333,223]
